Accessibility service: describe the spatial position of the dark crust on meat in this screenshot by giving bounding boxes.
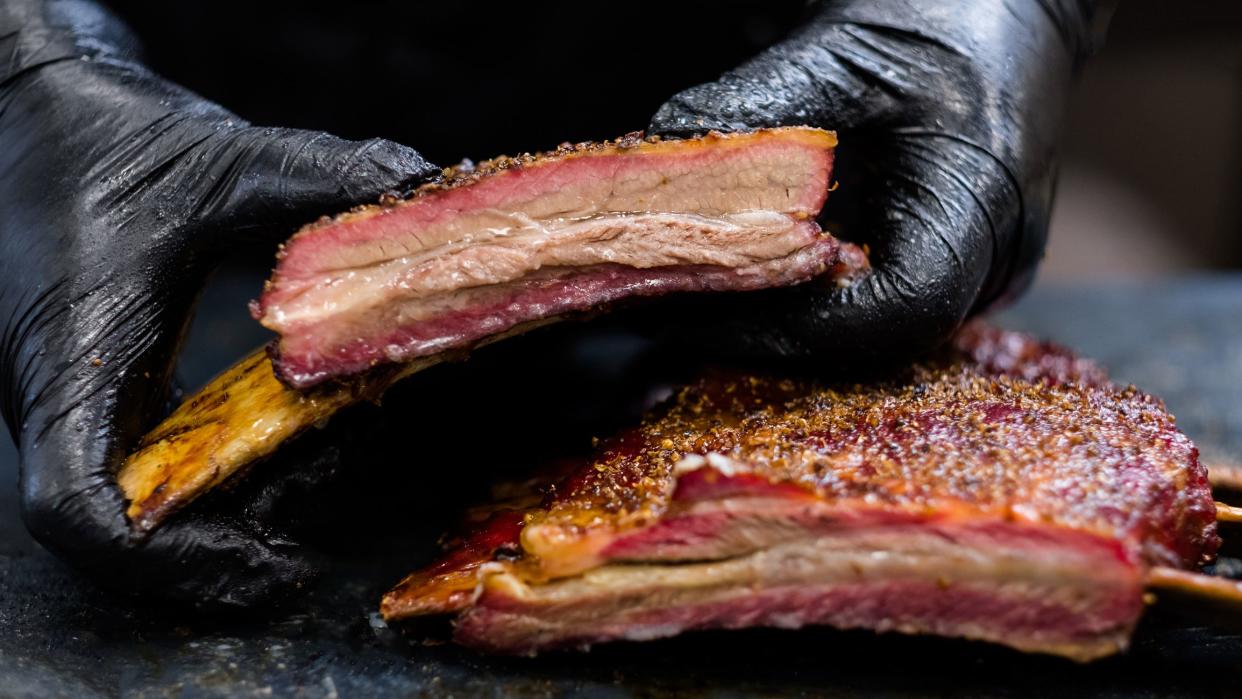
[530,323,1218,569]
[257,126,840,387]
[432,131,652,189]
[396,326,1215,580]
[276,128,836,259]
[382,325,1220,626]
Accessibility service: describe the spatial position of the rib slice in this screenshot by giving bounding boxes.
[380,324,1220,660]
[255,128,841,388]
[119,127,863,533]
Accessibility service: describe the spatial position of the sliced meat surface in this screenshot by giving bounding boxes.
[380,324,1219,660]
[255,128,841,388]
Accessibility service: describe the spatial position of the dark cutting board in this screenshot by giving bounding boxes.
[3,275,1241,698]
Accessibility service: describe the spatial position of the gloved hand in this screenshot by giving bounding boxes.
[0,0,438,608]
[650,0,1106,361]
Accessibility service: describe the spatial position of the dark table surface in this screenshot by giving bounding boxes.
[3,275,1242,698]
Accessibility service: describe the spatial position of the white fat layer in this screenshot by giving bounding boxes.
[469,532,1140,661]
[673,452,743,476]
[492,531,1135,605]
[267,210,812,329]
[289,139,825,274]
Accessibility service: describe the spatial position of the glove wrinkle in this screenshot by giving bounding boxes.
[650,0,1099,362]
[2,0,439,609]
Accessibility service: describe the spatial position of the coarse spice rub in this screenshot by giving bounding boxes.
[527,323,1214,569]
[254,128,844,389]
[382,324,1219,659]
[121,127,869,532]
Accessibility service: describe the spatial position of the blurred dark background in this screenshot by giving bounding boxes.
[103,0,1242,283]
[1046,0,1242,280]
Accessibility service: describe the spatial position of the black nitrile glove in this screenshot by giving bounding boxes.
[0,0,438,608]
[650,0,1106,361]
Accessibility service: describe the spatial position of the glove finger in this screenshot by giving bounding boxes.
[12,282,318,608]
[183,127,440,250]
[19,423,317,610]
[649,19,939,137]
[664,131,1022,363]
[225,428,347,538]
[800,130,1022,358]
[119,510,319,610]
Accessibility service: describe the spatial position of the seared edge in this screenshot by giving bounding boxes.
[281,128,838,242]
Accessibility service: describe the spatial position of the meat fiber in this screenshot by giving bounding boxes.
[380,324,1220,660]
[254,128,843,388]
